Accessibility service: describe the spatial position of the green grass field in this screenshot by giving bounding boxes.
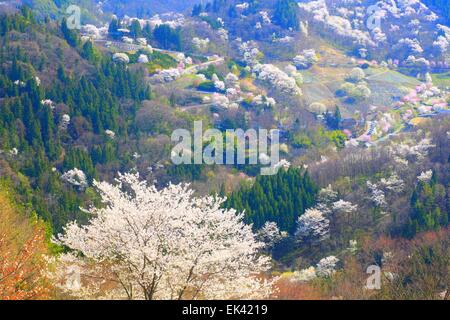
[431,72,450,87]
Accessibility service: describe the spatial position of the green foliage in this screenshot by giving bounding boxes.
[325,106,342,130]
[129,50,177,74]
[153,24,181,51]
[198,64,220,80]
[166,164,205,181]
[108,17,119,34]
[129,19,142,39]
[197,81,220,92]
[405,172,449,238]
[291,132,312,148]
[61,17,79,47]
[63,148,96,181]
[273,0,299,30]
[192,4,203,16]
[199,15,222,30]
[326,130,347,149]
[81,40,101,63]
[224,168,318,233]
[0,7,34,36]
[292,127,346,149]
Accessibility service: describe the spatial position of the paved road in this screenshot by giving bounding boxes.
[183,57,225,74]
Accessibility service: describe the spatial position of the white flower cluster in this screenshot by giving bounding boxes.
[395,38,424,54]
[53,172,273,299]
[60,114,70,130]
[154,68,181,83]
[316,256,339,277]
[212,93,238,109]
[317,184,338,206]
[137,54,149,63]
[253,64,302,95]
[332,199,358,214]
[105,129,115,139]
[292,255,340,282]
[236,2,249,11]
[393,138,435,161]
[121,36,133,44]
[367,181,387,207]
[346,67,365,83]
[61,168,88,190]
[41,99,55,109]
[239,41,262,66]
[123,13,185,30]
[404,55,430,68]
[433,36,449,54]
[293,49,319,69]
[252,95,276,108]
[112,53,130,64]
[192,37,210,51]
[81,24,108,39]
[295,208,330,242]
[380,173,405,193]
[259,11,271,24]
[214,80,226,91]
[136,37,147,46]
[217,28,229,41]
[371,27,387,44]
[257,221,287,250]
[417,169,433,183]
[298,0,375,46]
[292,266,317,282]
[225,73,239,88]
[273,159,292,171]
[225,88,239,101]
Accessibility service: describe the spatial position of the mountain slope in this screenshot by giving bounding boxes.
[98,0,201,16]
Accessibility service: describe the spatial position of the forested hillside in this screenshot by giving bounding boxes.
[0,7,150,231]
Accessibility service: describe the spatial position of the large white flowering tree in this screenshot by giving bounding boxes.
[295,208,330,242]
[54,173,273,300]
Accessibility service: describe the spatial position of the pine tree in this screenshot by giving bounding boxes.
[61,18,79,47]
[273,0,299,30]
[224,168,318,232]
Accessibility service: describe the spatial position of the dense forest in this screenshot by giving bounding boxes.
[225,168,318,232]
